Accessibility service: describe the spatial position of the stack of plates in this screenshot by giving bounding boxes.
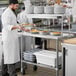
[34,6,44,14]
[44,6,54,14]
[54,4,65,14]
[25,6,34,14]
[23,49,41,62]
[23,51,36,62]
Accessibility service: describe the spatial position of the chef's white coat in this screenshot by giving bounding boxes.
[1,7,20,64]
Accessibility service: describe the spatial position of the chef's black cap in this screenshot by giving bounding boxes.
[9,0,18,4]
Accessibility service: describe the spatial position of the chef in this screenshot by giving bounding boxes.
[1,0,23,76]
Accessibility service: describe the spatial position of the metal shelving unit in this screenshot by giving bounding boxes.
[20,14,74,76]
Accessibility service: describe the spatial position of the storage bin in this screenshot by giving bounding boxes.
[34,50,62,67]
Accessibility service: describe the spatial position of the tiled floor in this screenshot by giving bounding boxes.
[17,65,62,76]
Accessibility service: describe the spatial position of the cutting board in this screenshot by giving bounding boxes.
[64,38,76,44]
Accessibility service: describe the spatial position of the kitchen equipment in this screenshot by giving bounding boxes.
[23,51,35,62]
[34,50,62,67]
[23,49,41,62]
[34,6,44,14]
[44,6,54,14]
[62,38,76,76]
[25,6,34,14]
[54,4,65,14]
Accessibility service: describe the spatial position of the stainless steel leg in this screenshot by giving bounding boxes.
[21,35,23,73]
[32,37,38,71]
[56,39,59,76]
[33,37,35,49]
[31,37,35,50]
[42,39,45,50]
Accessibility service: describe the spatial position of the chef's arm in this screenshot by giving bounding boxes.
[11,25,25,31]
[11,26,20,30]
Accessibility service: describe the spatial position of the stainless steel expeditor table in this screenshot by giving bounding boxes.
[19,14,74,76]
